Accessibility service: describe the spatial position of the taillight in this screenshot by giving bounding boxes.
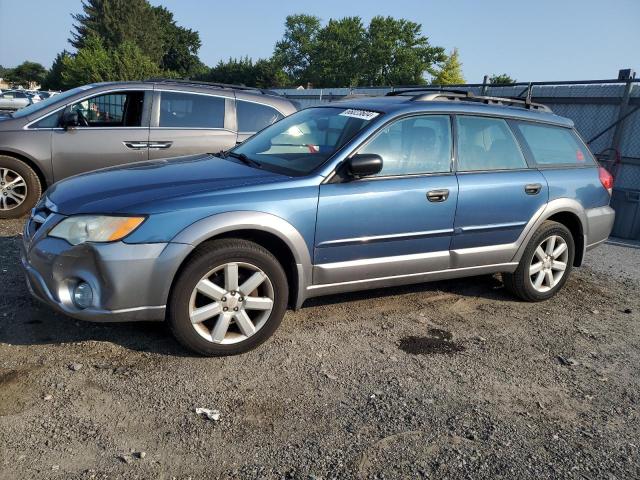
[599,166,613,195]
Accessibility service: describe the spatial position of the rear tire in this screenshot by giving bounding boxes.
[168,238,289,356]
[503,220,575,302]
[0,155,42,219]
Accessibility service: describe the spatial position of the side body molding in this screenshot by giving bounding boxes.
[171,211,313,309]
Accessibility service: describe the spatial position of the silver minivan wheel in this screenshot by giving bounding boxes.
[0,167,28,210]
[528,234,569,293]
[189,261,275,344]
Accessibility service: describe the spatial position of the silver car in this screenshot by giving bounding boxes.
[0,90,34,111]
[0,80,298,218]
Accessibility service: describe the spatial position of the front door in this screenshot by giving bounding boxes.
[450,115,548,267]
[52,90,150,180]
[315,114,458,285]
[148,90,236,159]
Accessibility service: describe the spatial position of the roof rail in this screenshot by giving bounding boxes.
[144,78,279,95]
[387,88,552,112]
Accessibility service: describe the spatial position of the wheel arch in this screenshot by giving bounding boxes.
[0,149,50,190]
[169,211,313,309]
[513,199,587,267]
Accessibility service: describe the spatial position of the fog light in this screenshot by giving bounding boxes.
[73,282,93,309]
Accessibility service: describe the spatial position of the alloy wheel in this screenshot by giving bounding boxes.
[188,262,275,344]
[528,235,569,293]
[0,168,27,211]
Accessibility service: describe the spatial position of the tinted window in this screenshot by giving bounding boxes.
[70,91,144,127]
[159,92,224,128]
[31,111,62,128]
[515,122,594,166]
[360,115,452,176]
[456,116,527,171]
[237,100,283,132]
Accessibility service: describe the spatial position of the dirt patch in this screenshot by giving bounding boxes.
[399,328,465,355]
[0,366,41,416]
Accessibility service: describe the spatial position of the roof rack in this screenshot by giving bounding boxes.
[144,78,279,96]
[386,88,552,112]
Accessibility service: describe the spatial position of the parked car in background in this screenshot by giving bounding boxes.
[0,90,35,111]
[20,90,615,356]
[0,80,298,217]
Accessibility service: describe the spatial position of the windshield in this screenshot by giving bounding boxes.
[233,107,380,176]
[10,85,92,119]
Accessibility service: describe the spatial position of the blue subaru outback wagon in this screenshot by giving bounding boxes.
[21,90,615,355]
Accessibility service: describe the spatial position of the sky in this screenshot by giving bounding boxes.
[0,0,638,83]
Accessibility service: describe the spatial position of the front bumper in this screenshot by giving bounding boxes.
[21,213,193,323]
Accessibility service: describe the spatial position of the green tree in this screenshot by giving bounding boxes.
[4,61,47,87]
[431,48,465,85]
[70,0,164,62]
[198,57,289,88]
[363,16,446,86]
[70,0,202,76]
[489,73,516,85]
[272,14,322,85]
[41,51,72,90]
[152,5,203,77]
[310,17,366,87]
[61,35,161,88]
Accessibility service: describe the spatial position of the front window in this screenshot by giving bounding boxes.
[70,91,144,127]
[233,107,380,175]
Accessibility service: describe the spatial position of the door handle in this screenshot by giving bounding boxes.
[148,141,173,149]
[123,141,148,150]
[524,183,542,195]
[427,189,450,202]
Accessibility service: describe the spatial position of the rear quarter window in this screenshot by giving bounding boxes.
[236,100,283,133]
[515,122,594,166]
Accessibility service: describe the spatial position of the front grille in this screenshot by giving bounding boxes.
[26,199,56,240]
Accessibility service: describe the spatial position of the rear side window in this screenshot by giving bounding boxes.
[159,92,225,128]
[456,116,527,171]
[515,122,594,166]
[236,100,283,132]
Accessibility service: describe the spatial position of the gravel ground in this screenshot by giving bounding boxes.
[1,217,639,479]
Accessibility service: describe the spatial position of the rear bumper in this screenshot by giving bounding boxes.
[20,235,192,323]
[585,205,615,251]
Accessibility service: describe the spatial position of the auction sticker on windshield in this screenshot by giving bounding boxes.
[339,109,380,121]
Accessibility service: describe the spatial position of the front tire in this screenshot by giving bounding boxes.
[503,220,575,302]
[0,155,42,219]
[168,238,289,356]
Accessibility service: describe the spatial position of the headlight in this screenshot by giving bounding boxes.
[49,215,145,245]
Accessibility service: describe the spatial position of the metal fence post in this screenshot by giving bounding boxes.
[610,69,636,162]
[481,75,488,96]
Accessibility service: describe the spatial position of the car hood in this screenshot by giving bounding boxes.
[47,154,287,214]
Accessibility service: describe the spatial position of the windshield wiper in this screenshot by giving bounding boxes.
[225,151,262,168]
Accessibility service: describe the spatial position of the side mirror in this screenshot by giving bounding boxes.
[62,111,79,129]
[347,154,383,178]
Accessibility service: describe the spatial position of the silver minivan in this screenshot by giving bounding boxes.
[0,80,298,218]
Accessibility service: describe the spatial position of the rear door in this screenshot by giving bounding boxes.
[451,115,548,267]
[52,90,151,180]
[148,90,236,159]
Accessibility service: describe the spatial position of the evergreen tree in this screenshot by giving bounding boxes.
[431,48,465,85]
